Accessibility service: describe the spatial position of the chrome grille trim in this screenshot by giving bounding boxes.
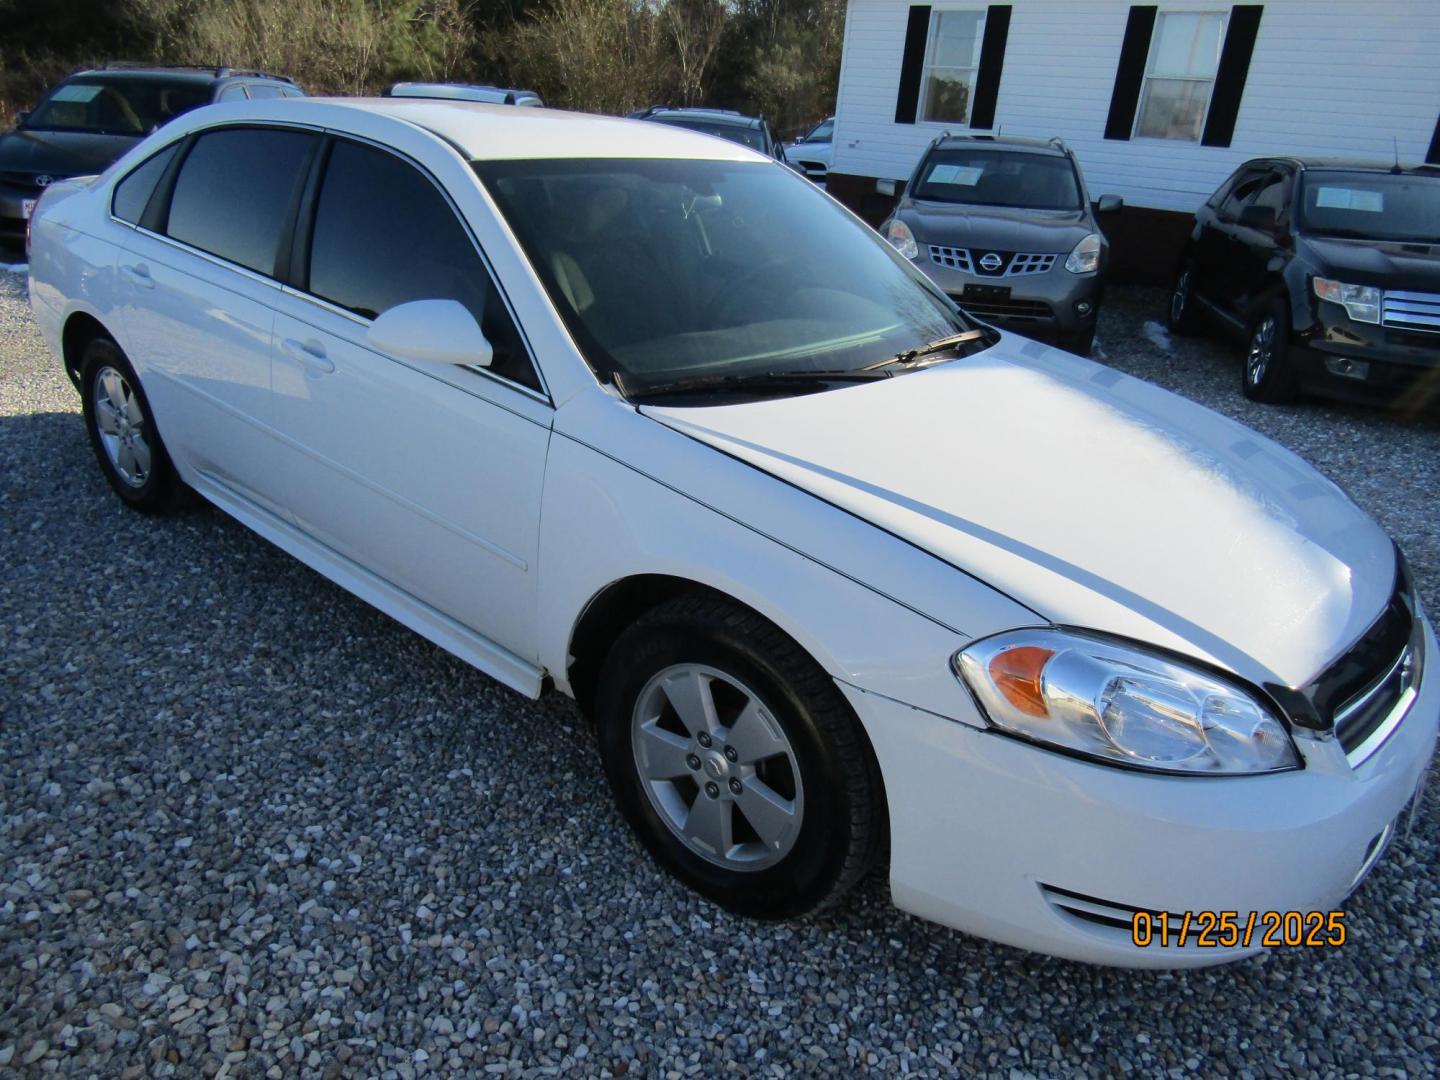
[1381,290,1440,333]
[926,246,1057,277]
[1337,642,1418,767]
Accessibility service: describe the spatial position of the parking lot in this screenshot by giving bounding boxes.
[2,264,1438,1077]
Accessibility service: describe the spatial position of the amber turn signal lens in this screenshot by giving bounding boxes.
[987,646,1053,718]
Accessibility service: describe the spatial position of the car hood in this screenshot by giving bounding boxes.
[642,337,1395,688]
[900,199,1094,253]
[0,128,141,178]
[1300,234,1440,292]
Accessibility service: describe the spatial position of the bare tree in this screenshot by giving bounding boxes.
[659,0,725,106]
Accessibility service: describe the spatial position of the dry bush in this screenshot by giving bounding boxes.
[501,0,678,115]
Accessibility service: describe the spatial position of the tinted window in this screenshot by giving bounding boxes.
[648,117,767,152]
[1248,172,1289,219]
[1219,168,1269,218]
[112,142,180,224]
[216,84,248,102]
[247,84,284,100]
[308,140,539,390]
[167,128,314,274]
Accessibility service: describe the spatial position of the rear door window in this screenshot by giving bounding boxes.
[305,139,539,391]
[112,141,181,224]
[165,127,316,275]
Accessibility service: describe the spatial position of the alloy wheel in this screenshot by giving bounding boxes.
[92,365,152,487]
[1246,316,1276,387]
[1171,270,1191,324]
[631,663,804,872]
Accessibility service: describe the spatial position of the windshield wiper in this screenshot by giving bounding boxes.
[864,328,989,372]
[614,368,891,401]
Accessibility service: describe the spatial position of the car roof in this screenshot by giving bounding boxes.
[388,82,540,103]
[643,108,764,130]
[931,134,1068,158]
[1248,156,1439,177]
[69,66,295,85]
[198,97,764,162]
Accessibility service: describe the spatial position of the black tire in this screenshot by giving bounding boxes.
[595,593,885,919]
[1241,298,1300,404]
[1167,260,1204,336]
[79,336,181,512]
[1059,326,1096,357]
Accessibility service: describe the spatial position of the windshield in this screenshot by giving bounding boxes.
[648,117,767,152]
[24,77,211,136]
[476,158,969,392]
[913,149,1082,210]
[800,118,833,143]
[1299,171,1440,243]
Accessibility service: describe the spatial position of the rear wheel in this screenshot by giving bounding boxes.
[1241,299,1299,404]
[79,337,181,511]
[595,593,884,919]
[1168,261,1204,336]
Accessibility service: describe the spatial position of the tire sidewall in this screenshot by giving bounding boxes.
[80,337,177,509]
[596,616,854,919]
[1242,299,1297,403]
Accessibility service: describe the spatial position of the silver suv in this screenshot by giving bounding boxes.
[880,135,1122,356]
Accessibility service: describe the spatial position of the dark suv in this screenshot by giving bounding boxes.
[880,135,1121,356]
[632,107,791,166]
[1169,158,1440,406]
[0,64,303,254]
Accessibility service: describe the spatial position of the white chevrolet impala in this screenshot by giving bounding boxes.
[26,98,1436,967]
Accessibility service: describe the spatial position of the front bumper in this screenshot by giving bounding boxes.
[0,182,42,251]
[840,615,1438,968]
[1292,302,1440,408]
[912,252,1102,343]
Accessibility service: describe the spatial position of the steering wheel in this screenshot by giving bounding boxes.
[706,255,809,325]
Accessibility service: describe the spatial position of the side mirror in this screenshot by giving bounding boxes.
[1096,193,1123,214]
[1238,204,1277,230]
[365,299,492,367]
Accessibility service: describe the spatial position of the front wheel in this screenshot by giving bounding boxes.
[1241,300,1299,404]
[1168,261,1204,336]
[79,337,181,511]
[595,593,885,919]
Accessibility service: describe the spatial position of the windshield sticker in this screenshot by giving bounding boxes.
[1314,187,1384,213]
[50,84,105,103]
[927,164,984,187]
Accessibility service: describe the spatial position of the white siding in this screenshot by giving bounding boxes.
[833,0,1440,214]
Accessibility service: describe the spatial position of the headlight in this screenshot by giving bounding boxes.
[954,629,1298,775]
[884,218,919,260]
[1313,278,1380,324]
[1064,232,1101,274]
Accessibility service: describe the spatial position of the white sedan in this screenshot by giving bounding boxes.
[26,97,1436,967]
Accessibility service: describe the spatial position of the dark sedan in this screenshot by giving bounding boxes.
[1169,158,1440,407]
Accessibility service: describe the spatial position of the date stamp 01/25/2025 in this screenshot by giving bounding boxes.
[1131,910,1349,949]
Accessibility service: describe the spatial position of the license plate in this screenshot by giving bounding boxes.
[1404,767,1430,840]
[21,198,36,219]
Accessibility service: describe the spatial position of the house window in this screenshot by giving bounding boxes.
[919,10,987,125]
[1134,11,1227,141]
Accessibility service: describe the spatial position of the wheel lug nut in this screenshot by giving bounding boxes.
[724,746,738,762]
[728,778,742,795]
[686,754,701,771]
[697,732,712,748]
[704,782,719,799]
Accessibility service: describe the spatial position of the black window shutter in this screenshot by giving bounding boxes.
[1426,115,1440,165]
[895,5,932,125]
[1202,5,1264,147]
[1104,6,1157,141]
[969,6,1012,130]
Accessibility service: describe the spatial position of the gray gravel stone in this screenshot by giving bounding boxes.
[2,267,1438,1077]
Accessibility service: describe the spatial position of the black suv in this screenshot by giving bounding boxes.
[1169,158,1440,407]
[1,64,303,254]
[632,106,791,166]
[879,135,1122,356]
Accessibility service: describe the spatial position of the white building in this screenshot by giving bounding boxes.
[826,0,1440,278]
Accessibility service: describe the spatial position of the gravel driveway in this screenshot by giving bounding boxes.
[3,267,1438,1078]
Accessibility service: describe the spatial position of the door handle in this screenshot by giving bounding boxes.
[119,263,154,289]
[281,337,335,374]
